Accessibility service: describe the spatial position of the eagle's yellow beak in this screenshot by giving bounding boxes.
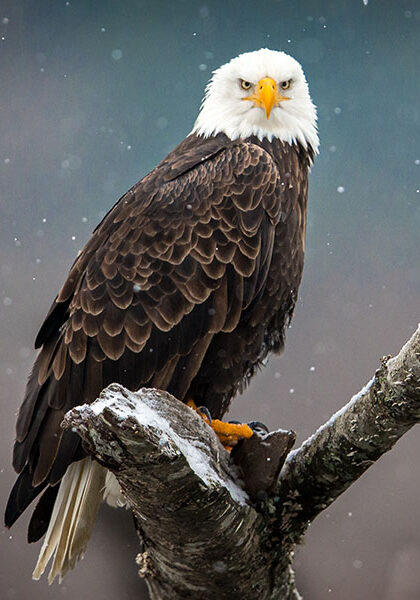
[243,77,289,119]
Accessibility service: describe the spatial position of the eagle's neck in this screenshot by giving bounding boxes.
[191,98,319,154]
[245,135,316,169]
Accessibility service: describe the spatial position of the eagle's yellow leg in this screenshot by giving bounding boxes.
[187,400,253,451]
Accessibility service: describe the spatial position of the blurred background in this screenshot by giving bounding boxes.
[0,0,419,598]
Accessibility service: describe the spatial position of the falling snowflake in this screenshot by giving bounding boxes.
[111,49,123,61]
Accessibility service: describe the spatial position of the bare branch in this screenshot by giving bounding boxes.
[274,324,420,542]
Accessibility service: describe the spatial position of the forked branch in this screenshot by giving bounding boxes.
[63,324,420,599]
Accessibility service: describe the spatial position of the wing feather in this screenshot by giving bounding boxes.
[10,134,285,523]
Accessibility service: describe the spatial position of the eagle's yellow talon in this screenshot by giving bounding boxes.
[187,400,253,449]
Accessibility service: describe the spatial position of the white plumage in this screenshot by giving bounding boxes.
[192,48,319,151]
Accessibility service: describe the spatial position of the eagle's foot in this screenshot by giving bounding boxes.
[187,400,254,451]
[247,421,270,434]
[211,419,254,451]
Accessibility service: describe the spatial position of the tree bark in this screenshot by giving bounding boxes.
[63,324,420,599]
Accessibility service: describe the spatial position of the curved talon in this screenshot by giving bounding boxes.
[247,421,270,434]
[186,399,254,450]
[197,406,212,424]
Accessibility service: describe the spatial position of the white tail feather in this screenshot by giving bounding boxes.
[32,458,106,584]
[103,470,126,508]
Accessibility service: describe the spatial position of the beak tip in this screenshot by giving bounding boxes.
[265,108,272,119]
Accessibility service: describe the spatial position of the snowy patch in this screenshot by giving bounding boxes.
[88,387,248,505]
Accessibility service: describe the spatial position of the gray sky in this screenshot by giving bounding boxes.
[0,1,419,598]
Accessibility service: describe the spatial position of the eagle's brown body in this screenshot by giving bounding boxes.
[6,131,313,561]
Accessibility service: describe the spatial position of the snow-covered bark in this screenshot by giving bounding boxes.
[63,324,420,600]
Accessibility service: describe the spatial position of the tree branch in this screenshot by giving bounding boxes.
[271,324,420,545]
[63,324,420,599]
[62,386,279,600]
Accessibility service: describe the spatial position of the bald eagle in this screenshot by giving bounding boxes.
[5,48,318,582]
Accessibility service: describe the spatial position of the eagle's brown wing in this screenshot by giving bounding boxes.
[5,135,284,536]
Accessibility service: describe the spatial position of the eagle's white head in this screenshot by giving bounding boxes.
[192,48,319,152]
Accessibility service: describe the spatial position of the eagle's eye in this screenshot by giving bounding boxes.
[240,80,252,91]
[280,79,292,90]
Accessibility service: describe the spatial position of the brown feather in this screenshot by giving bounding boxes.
[97,329,126,361]
[101,261,118,279]
[151,355,180,390]
[102,303,125,337]
[214,241,237,264]
[71,310,83,332]
[208,279,228,333]
[83,353,103,406]
[89,340,106,362]
[223,269,244,333]
[15,355,45,442]
[80,288,106,316]
[141,303,174,332]
[68,328,87,364]
[52,343,67,381]
[169,333,213,400]
[124,335,147,354]
[124,312,152,344]
[231,247,256,278]
[201,257,226,280]
[81,312,101,337]
[38,335,60,385]
[32,410,65,487]
[238,234,261,259]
